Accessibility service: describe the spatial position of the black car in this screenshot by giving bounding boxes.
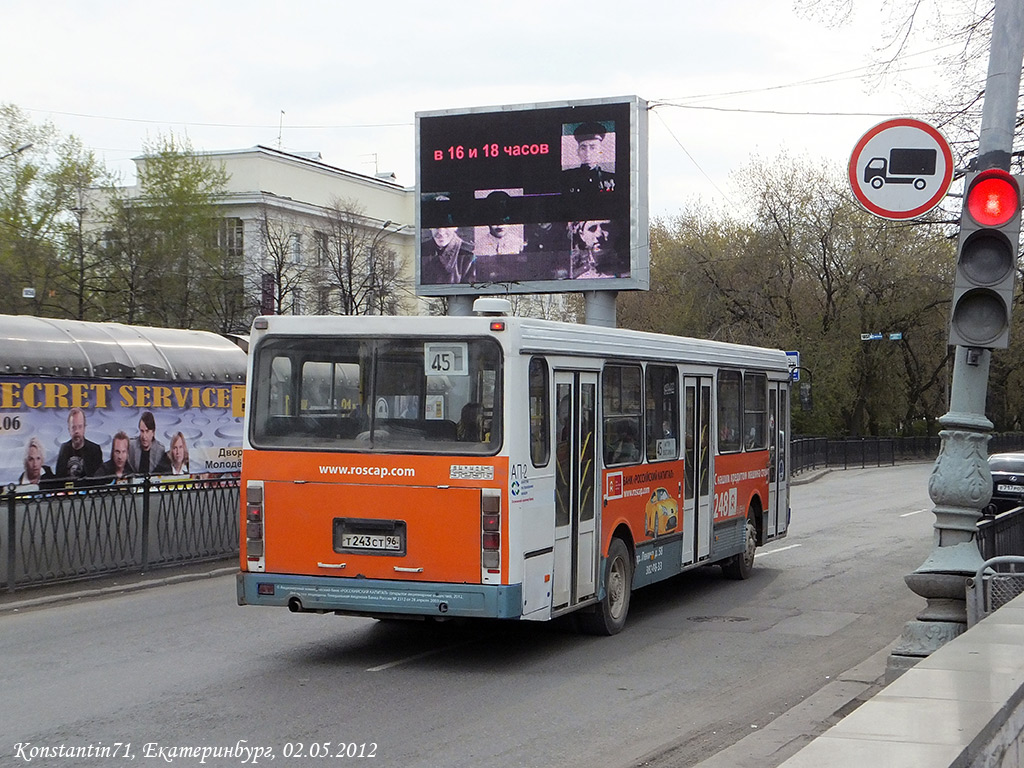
[987,452,1024,514]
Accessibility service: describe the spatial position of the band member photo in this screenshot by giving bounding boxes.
[562,121,616,194]
[421,226,476,284]
[570,219,629,279]
[56,407,103,482]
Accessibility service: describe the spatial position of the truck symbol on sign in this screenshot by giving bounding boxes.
[863,148,937,190]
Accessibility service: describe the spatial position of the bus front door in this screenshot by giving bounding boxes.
[553,371,599,611]
[682,377,714,565]
[767,384,790,538]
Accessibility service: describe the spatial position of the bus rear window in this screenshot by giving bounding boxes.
[251,337,502,454]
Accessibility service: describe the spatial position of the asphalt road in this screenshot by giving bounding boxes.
[0,463,937,768]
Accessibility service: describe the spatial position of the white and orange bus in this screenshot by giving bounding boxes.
[236,299,791,634]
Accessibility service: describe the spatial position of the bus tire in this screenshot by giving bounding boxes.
[722,516,756,580]
[578,537,632,636]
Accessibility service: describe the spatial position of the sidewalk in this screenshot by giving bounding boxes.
[0,558,237,614]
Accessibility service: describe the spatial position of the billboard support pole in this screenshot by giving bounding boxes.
[584,291,617,327]
[448,296,474,316]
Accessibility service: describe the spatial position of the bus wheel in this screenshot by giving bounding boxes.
[722,516,756,580]
[578,537,632,636]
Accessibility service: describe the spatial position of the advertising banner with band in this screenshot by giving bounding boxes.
[0,376,246,489]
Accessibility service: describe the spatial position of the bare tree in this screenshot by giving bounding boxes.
[249,203,312,316]
[797,1,1019,170]
[621,152,955,436]
[321,197,405,315]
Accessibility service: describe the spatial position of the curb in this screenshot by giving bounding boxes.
[0,565,237,614]
[688,642,895,768]
[789,468,831,486]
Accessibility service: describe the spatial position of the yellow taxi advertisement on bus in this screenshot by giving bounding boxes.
[237,299,791,635]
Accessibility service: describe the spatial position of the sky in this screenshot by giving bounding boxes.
[0,0,968,218]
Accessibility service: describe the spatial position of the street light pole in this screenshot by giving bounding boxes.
[887,0,1024,680]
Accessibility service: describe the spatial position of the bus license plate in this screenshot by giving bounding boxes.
[997,484,1024,494]
[341,533,402,551]
[334,518,407,555]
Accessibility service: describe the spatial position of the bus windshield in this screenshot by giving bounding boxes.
[250,336,502,454]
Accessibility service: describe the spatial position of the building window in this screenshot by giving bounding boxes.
[317,286,334,314]
[314,230,329,267]
[214,217,244,257]
[289,233,302,265]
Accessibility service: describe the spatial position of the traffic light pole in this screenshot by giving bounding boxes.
[887,0,1024,679]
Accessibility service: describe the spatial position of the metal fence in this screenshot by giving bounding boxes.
[792,433,1024,476]
[967,555,1024,627]
[7,433,1024,595]
[790,437,1024,627]
[792,436,930,473]
[977,505,1024,561]
[2,477,239,592]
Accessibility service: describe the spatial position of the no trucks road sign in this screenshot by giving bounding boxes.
[848,118,954,220]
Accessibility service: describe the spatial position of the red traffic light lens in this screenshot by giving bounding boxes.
[967,172,1020,227]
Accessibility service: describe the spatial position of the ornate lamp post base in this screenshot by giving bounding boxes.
[886,418,990,682]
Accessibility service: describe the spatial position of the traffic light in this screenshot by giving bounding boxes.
[949,169,1023,348]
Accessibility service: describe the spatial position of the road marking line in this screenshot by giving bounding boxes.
[367,639,476,672]
[901,508,929,518]
[758,543,802,556]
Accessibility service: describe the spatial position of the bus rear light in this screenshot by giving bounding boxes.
[481,488,502,576]
[482,550,500,569]
[245,481,266,572]
[246,505,263,540]
[257,583,275,596]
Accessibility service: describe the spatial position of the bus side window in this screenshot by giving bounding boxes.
[717,370,742,453]
[645,364,678,461]
[743,372,767,450]
[529,358,550,466]
[603,364,642,467]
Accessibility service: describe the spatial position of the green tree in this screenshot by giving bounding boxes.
[0,104,82,317]
[96,181,157,324]
[98,133,237,331]
[132,133,231,328]
[53,143,110,320]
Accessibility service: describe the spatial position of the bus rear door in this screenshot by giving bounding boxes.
[766,384,790,538]
[553,370,599,611]
[682,376,714,565]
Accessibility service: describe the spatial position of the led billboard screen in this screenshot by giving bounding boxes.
[416,96,648,296]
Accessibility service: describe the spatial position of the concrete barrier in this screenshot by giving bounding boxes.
[778,591,1024,767]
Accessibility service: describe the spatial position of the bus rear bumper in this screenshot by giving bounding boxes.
[236,572,523,619]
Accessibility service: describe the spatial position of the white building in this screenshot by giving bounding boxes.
[97,144,576,327]
[127,145,421,319]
